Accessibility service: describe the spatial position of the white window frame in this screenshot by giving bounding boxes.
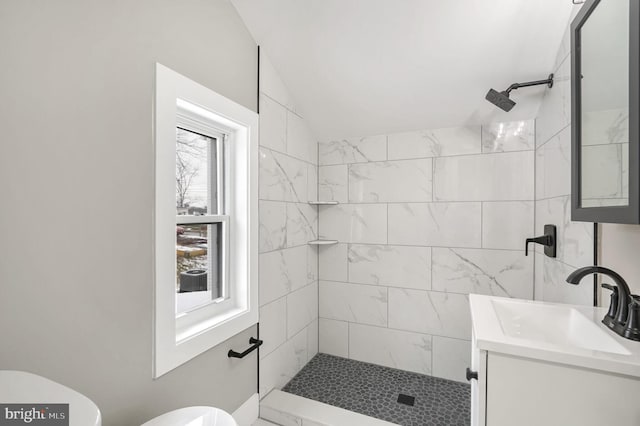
[175,123,228,315]
[154,63,258,378]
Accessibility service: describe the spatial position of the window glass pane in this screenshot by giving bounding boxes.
[176,222,224,315]
[176,128,218,215]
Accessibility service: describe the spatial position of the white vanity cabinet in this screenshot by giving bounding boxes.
[469,294,640,426]
[471,342,640,426]
[470,330,487,426]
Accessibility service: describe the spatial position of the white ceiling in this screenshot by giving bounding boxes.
[231,0,576,139]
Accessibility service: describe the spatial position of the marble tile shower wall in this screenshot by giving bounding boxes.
[534,13,594,306]
[257,54,319,397]
[317,123,535,383]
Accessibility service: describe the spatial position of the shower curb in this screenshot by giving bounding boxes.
[260,389,400,426]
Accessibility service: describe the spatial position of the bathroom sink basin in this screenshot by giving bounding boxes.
[490,298,630,355]
[470,294,640,379]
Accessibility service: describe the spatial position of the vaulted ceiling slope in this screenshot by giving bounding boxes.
[232,0,575,139]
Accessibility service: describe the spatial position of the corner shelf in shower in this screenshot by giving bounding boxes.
[307,239,339,246]
[308,201,339,205]
[308,201,339,245]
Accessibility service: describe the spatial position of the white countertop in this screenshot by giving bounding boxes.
[470,294,640,378]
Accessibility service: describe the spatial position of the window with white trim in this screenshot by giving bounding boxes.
[154,64,258,377]
[175,125,228,316]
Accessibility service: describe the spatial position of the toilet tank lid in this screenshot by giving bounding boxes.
[0,370,101,426]
[141,406,237,426]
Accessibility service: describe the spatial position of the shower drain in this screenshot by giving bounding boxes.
[397,393,415,406]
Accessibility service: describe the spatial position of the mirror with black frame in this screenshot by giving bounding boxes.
[571,0,639,224]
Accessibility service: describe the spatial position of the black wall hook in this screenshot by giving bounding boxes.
[525,224,556,258]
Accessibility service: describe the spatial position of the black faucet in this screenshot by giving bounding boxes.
[566,266,640,341]
[601,283,619,328]
[525,224,556,258]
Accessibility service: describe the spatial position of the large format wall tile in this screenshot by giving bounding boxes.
[319,243,348,282]
[258,57,318,401]
[259,148,289,201]
[535,195,593,268]
[277,152,309,203]
[307,245,318,283]
[387,126,481,159]
[388,202,481,247]
[533,251,544,302]
[348,244,431,290]
[259,148,308,202]
[318,165,348,203]
[433,151,534,201]
[287,111,317,165]
[319,280,388,326]
[349,159,433,202]
[259,94,287,152]
[533,19,594,306]
[482,120,535,153]
[432,248,533,299]
[259,200,287,253]
[260,246,309,306]
[307,164,318,202]
[482,201,534,250]
[310,119,535,376]
[319,318,349,358]
[536,54,571,147]
[554,19,572,74]
[307,319,319,360]
[348,323,433,375]
[259,328,308,396]
[535,253,592,305]
[259,297,287,358]
[319,135,387,165]
[536,125,571,200]
[388,289,471,339]
[260,53,299,112]
[286,203,318,247]
[319,204,387,244]
[432,337,471,383]
[287,282,319,338]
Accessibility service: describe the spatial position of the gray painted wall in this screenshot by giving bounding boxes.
[600,224,640,297]
[0,1,258,424]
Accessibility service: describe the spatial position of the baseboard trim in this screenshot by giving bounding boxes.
[232,393,259,426]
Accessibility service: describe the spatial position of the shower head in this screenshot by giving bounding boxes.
[485,73,554,112]
[485,89,515,112]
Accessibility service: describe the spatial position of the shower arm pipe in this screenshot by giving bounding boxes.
[505,74,554,94]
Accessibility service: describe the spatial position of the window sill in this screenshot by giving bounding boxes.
[175,305,250,344]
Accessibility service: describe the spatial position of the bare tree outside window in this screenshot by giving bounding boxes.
[175,128,211,212]
[176,153,198,209]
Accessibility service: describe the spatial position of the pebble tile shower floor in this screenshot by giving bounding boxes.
[282,354,470,426]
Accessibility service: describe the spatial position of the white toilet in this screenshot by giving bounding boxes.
[0,370,236,426]
[141,406,238,426]
[0,370,102,426]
